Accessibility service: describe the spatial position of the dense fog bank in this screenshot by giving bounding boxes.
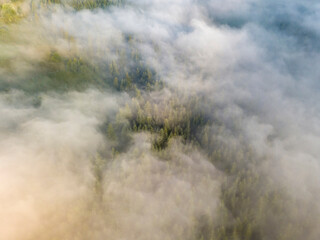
[0,0,319,239]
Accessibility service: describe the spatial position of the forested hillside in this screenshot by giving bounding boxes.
[1,0,320,240]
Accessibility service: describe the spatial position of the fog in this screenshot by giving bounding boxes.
[0,0,320,239]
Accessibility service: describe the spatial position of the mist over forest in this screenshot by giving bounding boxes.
[1,0,320,239]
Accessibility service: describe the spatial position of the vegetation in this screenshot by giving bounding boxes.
[0,2,23,23]
[38,0,124,10]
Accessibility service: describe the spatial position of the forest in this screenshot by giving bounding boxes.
[1,0,320,240]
